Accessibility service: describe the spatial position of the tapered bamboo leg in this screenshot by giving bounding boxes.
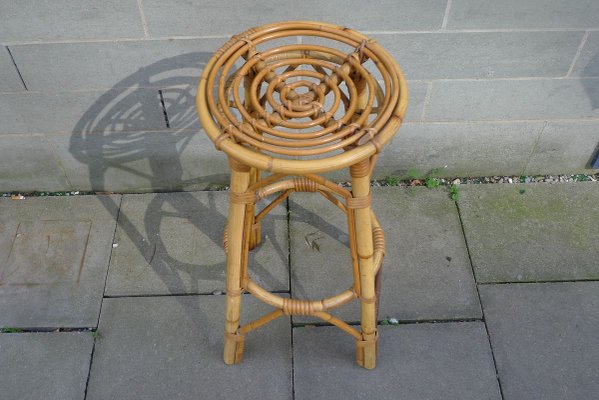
[248,167,261,250]
[224,159,251,365]
[351,159,378,369]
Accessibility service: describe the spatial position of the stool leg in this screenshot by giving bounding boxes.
[351,161,378,370]
[248,167,261,250]
[224,164,251,364]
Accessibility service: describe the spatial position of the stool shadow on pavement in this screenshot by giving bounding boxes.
[581,51,599,169]
[69,53,287,335]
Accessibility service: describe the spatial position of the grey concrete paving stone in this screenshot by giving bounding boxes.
[293,322,501,400]
[0,0,144,42]
[402,81,427,122]
[0,332,94,400]
[0,134,69,192]
[0,89,164,135]
[373,31,582,80]
[480,282,599,400]
[0,195,120,327]
[0,47,25,92]
[378,121,543,178]
[289,187,481,324]
[525,120,599,175]
[447,0,599,29]
[105,191,288,296]
[86,295,292,400]
[570,31,599,77]
[49,129,229,192]
[426,78,599,121]
[458,183,599,283]
[141,0,447,37]
[9,39,221,91]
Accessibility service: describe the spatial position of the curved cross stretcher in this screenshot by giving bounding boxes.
[196,21,408,369]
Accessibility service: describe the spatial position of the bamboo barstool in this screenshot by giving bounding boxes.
[196,21,407,369]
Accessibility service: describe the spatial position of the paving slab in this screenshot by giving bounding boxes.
[480,282,599,400]
[50,129,229,193]
[458,183,599,283]
[525,120,599,175]
[373,31,582,80]
[293,322,501,400]
[0,0,143,42]
[0,195,119,328]
[86,295,292,400]
[10,40,219,91]
[105,191,288,296]
[0,332,93,400]
[379,121,543,178]
[571,31,599,78]
[426,78,599,122]
[0,134,70,192]
[0,89,165,134]
[447,0,599,29]
[141,0,447,37]
[289,187,481,324]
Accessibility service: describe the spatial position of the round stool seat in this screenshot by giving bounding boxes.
[196,21,408,370]
[197,21,408,174]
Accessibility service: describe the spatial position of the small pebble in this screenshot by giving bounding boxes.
[212,290,224,295]
[388,318,399,325]
[112,243,119,248]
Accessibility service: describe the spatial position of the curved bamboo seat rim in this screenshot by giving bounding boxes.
[196,21,408,175]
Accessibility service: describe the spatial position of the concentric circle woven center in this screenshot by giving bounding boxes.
[202,22,406,159]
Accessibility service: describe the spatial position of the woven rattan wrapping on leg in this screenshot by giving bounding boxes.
[196,21,407,370]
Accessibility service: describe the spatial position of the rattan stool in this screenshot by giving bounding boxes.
[196,21,407,369]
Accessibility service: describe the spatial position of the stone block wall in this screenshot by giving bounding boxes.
[1,0,598,192]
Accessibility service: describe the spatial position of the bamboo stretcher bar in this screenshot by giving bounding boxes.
[196,21,407,370]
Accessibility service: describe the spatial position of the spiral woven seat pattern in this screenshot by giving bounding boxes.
[197,21,408,174]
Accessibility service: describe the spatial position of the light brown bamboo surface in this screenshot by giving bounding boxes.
[197,21,407,370]
[196,21,408,174]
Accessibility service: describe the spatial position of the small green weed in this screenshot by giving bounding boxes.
[574,174,590,182]
[385,176,400,186]
[449,184,459,201]
[1,327,23,333]
[91,331,102,340]
[424,177,440,188]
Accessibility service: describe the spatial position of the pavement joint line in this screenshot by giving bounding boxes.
[0,327,95,333]
[87,195,122,398]
[3,175,599,200]
[441,0,452,30]
[291,317,483,329]
[5,45,27,91]
[102,290,291,299]
[3,28,599,47]
[478,278,599,285]
[521,120,548,176]
[157,89,171,128]
[40,133,74,190]
[420,81,433,121]
[566,30,590,77]
[454,200,506,400]
[98,195,123,324]
[136,0,150,38]
[0,35,232,47]
[286,196,296,400]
